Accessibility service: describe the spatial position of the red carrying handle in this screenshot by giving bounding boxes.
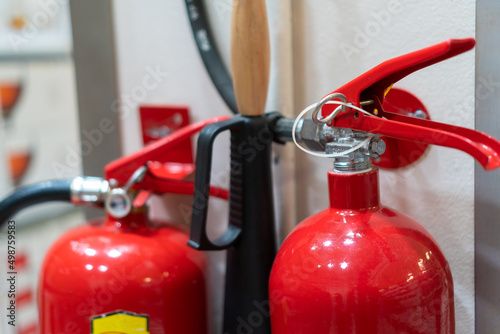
[333,109,500,170]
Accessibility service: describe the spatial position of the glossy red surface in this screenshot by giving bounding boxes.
[139,105,191,146]
[322,39,475,112]
[105,116,229,186]
[270,169,455,333]
[38,211,208,333]
[104,116,230,201]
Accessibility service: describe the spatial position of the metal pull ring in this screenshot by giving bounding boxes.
[311,92,348,125]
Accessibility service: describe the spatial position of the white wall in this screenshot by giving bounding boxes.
[0,60,83,334]
[0,60,82,221]
[112,0,476,333]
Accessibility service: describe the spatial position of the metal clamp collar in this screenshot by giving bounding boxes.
[70,177,110,207]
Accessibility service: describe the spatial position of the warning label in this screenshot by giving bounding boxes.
[91,310,150,334]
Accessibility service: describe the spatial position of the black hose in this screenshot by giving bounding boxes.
[0,179,73,227]
[184,0,238,114]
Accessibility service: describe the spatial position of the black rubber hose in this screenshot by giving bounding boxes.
[184,0,238,114]
[0,179,73,227]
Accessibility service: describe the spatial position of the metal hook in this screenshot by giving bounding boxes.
[123,166,148,191]
[311,92,348,125]
[105,166,148,219]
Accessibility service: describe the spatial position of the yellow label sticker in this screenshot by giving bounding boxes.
[91,310,150,334]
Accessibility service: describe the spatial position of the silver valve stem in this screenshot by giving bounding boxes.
[325,130,386,172]
[69,166,148,219]
[273,115,386,172]
[273,117,332,151]
[274,116,386,171]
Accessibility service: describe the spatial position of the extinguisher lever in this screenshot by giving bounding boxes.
[188,117,245,250]
[322,38,476,114]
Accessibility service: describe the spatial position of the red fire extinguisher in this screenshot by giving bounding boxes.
[269,39,500,333]
[0,117,229,333]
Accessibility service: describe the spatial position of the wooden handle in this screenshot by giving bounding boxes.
[231,0,270,116]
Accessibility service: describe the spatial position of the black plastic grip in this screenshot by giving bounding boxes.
[189,114,277,334]
[188,117,245,250]
[223,115,276,334]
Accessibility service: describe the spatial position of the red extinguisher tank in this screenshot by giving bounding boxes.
[269,38,500,333]
[34,117,230,334]
[38,210,208,334]
[269,169,454,333]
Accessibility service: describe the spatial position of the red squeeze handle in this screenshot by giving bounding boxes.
[104,116,230,196]
[322,38,475,112]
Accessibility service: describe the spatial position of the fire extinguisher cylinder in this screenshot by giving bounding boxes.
[0,117,231,333]
[270,168,455,333]
[269,38,500,333]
